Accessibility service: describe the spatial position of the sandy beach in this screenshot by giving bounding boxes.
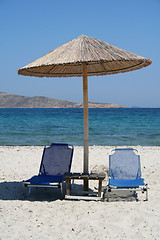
[0,146,160,240]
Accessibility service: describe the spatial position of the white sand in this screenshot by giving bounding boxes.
[0,146,160,240]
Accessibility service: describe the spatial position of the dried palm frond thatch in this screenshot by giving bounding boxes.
[18,35,152,77]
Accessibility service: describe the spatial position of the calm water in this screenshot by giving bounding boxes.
[0,108,160,146]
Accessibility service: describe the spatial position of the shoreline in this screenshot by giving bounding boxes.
[0,142,160,148]
[0,145,160,239]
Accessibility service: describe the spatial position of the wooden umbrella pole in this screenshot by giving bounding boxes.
[82,65,89,191]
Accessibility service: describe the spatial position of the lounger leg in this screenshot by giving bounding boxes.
[134,191,138,201]
[24,186,31,197]
[23,183,30,197]
[146,184,148,201]
[72,179,74,186]
[23,184,27,198]
[102,187,106,201]
[60,182,63,196]
[28,187,31,196]
[106,185,109,202]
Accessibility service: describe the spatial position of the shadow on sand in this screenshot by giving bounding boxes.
[0,181,65,201]
[0,181,138,202]
[0,181,103,202]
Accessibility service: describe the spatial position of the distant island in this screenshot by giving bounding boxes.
[0,93,125,108]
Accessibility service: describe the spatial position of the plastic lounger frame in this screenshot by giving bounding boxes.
[23,182,63,197]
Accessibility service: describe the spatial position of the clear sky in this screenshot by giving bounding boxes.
[1,0,160,107]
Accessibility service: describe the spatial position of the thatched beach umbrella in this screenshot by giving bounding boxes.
[18,35,152,190]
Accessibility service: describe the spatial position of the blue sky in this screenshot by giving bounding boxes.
[1,0,159,107]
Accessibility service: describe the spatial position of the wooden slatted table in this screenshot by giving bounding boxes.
[63,173,106,201]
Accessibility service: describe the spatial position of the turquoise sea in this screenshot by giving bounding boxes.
[0,108,160,146]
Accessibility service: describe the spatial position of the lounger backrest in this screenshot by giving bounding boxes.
[39,143,73,176]
[109,148,141,180]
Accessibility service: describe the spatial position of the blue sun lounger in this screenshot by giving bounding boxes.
[23,143,74,196]
[106,148,148,201]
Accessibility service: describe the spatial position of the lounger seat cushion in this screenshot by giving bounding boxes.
[25,175,64,185]
[109,178,145,188]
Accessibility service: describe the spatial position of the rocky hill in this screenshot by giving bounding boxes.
[0,93,125,108]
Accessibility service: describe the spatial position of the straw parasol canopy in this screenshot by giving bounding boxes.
[18,35,152,77]
[18,35,152,190]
